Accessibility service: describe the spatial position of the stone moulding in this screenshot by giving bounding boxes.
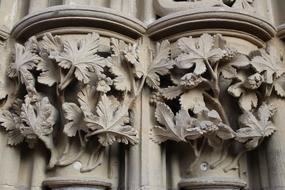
[148,8,276,45]
[153,0,258,17]
[42,176,112,189]
[277,23,285,40]
[179,177,247,190]
[0,27,9,45]
[10,5,147,42]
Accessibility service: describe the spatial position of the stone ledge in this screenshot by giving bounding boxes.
[148,8,276,46]
[11,5,147,42]
[179,177,247,190]
[42,176,112,189]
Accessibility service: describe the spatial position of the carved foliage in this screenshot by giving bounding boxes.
[0,33,143,172]
[0,31,283,173]
[149,33,284,171]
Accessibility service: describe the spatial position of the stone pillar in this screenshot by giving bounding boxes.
[63,0,89,5]
[0,0,27,30]
[53,187,104,190]
[8,5,146,190]
[263,98,285,189]
[28,0,49,14]
[148,2,276,189]
[138,0,155,24]
[109,0,122,11]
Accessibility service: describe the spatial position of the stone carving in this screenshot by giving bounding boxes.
[154,0,255,17]
[0,31,282,176]
[0,32,147,172]
[149,33,284,172]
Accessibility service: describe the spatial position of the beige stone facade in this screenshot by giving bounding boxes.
[0,0,285,190]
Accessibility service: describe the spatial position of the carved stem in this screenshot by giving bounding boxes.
[135,75,147,98]
[205,59,223,102]
[265,84,274,98]
[203,92,230,125]
[80,144,103,173]
[57,132,86,166]
[57,148,85,166]
[59,65,76,91]
[188,137,207,172]
[210,141,231,169]
[204,59,217,81]
[213,62,220,98]
[126,56,137,96]
[40,136,58,169]
[223,149,246,172]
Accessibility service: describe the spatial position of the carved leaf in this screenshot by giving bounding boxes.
[176,34,224,74]
[153,103,234,144]
[124,44,147,79]
[232,0,254,10]
[37,54,60,86]
[228,82,244,97]
[85,95,137,146]
[40,33,64,56]
[239,92,258,111]
[111,38,128,56]
[221,55,250,79]
[54,32,110,83]
[146,40,174,88]
[180,89,206,114]
[62,102,87,137]
[160,86,183,100]
[236,103,276,149]
[154,102,183,142]
[77,85,97,114]
[176,109,206,140]
[180,73,203,89]
[273,74,285,97]
[124,44,147,78]
[109,38,131,91]
[110,56,132,91]
[154,103,202,143]
[0,81,8,100]
[20,96,57,141]
[216,123,236,140]
[0,110,24,145]
[196,109,235,147]
[251,48,283,84]
[8,43,40,87]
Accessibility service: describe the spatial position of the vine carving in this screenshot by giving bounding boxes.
[149,33,284,172]
[0,32,283,174]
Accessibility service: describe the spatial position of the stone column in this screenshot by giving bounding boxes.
[28,0,49,14]
[109,0,122,11]
[138,0,155,24]
[148,2,276,189]
[0,0,27,30]
[121,0,137,17]
[53,187,105,190]
[8,5,146,190]
[63,0,89,5]
[263,98,285,189]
